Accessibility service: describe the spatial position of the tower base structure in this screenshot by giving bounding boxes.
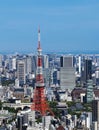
[31,87,54,116]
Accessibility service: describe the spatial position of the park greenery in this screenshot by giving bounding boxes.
[36,101,61,123]
[0,101,20,113]
[2,80,15,86]
[48,101,61,118]
[66,101,92,118]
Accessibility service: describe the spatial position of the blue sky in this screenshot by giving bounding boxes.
[0,0,99,53]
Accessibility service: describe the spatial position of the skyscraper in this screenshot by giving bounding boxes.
[25,55,33,75]
[84,59,92,83]
[86,80,94,103]
[17,113,28,130]
[12,57,16,70]
[32,55,37,74]
[0,55,3,67]
[92,99,99,130]
[17,60,26,85]
[60,55,75,90]
[42,55,49,69]
[78,55,81,76]
[60,55,74,68]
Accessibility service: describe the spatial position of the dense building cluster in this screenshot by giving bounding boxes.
[0,30,99,130]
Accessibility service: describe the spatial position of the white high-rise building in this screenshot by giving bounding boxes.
[25,56,33,74]
[12,57,16,70]
[15,78,19,87]
[43,55,49,69]
[78,55,81,76]
[0,55,3,67]
[32,55,37,74]
[85,112,92,129]
[42,116,52,130]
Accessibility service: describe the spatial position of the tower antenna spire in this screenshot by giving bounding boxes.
[38,26,41,50]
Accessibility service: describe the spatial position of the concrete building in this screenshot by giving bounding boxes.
[95,67,99,86]
[60,55,75,90]
[12,57,16,70]
[17,60,26,85]
[42,55,49,69]
[86,80,94,103]
[25,56,33,75]
[78,55,81,76]
[0,55,3,67]
[17,113,28,130]
[32,55,37,74]
[60,55,74,68]
[92,99,99,130]
[42,116,52,130]
[15,78,19,87]
[58,90,72,101]
[13,87,24,101]
[83,59,92,83]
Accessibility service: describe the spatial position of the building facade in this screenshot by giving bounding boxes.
[17,60,26,85]
[83,59,92,83]
[60,55,75,90]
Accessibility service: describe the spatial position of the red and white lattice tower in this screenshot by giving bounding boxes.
[31,27,54,116]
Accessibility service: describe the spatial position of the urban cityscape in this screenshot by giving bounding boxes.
[0,0,99,130]
[0,27,99,130]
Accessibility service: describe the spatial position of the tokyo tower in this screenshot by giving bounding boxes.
[31,27,54,116]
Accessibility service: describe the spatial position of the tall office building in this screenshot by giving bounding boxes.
[95,67,99,85]
[12,57,16,70]
[42,55,49,69]
[17,60,26,85]
[15,78,19,87]
[17,113,28,130]
[78,55,81,76]
[9,57,17,70]
[92,99,99,130]
[32,55,37,74]
[25,56,33,74]
[60,55,74,68]
[86,80,94,103]
[83,59,92,83]
[60,55,75,90]
[8,58,12,70]
[0,55,3,67]
[34,54,49,71]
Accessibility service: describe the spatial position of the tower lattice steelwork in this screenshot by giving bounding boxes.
[31,28,54,116]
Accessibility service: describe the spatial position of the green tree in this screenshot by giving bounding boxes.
[66,101,76,107]
[3,106,16,113]
[48,101,61,118]
[0,101,3,110]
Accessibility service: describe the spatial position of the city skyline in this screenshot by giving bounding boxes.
[0,0,99,53]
